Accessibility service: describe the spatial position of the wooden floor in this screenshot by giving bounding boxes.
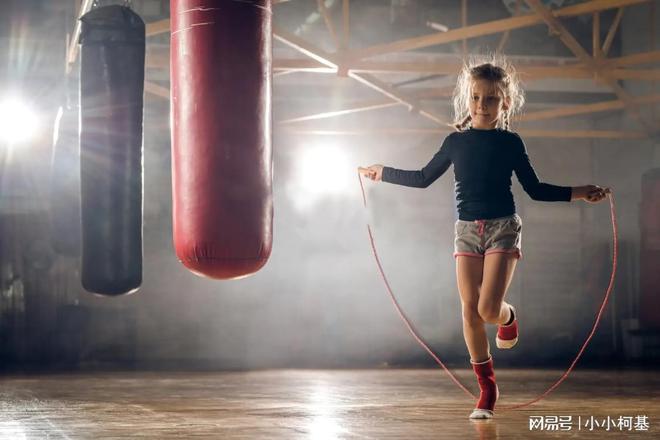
[0,368,657,439]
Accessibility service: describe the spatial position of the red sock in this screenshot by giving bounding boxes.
[472,357,498,411]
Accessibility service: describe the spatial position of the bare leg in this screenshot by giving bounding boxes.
[479,253,518,325]
[455,256,489,362]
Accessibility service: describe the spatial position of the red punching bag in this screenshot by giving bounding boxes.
[170,0,273,280]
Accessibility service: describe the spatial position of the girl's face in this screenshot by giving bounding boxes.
[468,79,509,129]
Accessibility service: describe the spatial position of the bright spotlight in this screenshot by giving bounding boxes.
[0,96,38,144]
[289,143,353,211]
[298,143,351,194]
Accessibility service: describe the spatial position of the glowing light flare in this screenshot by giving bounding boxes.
[289,143,354,211]
[0,96,38,145]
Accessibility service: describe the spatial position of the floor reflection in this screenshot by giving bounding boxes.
[305,384,350,439]
[0,420,27,440]
[0,369,657,439]
[471,419,499,440]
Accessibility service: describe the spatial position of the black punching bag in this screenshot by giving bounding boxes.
[79,5,144,296]
[49,105,81,257]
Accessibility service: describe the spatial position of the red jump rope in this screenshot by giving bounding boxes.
[357,171,617,410]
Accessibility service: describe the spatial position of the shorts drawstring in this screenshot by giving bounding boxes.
[475,219,486,237]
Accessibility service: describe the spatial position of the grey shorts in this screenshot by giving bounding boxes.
[453,214,523,259]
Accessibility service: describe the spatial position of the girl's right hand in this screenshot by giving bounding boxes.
[572,185,610,203]
[358,165,384,182]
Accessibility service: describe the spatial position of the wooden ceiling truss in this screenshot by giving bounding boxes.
[74,0,658,139]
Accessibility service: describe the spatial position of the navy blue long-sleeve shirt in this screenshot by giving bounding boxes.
[382,128,572,221]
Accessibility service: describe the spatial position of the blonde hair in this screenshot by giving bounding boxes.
[452,55,524,131]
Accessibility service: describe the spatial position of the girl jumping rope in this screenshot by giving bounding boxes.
[358,59,609,420]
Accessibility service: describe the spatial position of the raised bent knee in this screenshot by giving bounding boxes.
[478,303,501,324]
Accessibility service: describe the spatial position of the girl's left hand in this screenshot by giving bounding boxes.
[580,185,610,203]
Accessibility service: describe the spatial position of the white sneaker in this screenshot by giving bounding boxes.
[469,408,494,419]
[468,385,499,419]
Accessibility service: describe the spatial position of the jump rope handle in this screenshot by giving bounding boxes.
[357,166,375,180]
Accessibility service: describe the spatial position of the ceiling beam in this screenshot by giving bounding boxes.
[272,26,448,125]
[524,0,595,63]
[606,50,660,67]
[602,7,625,56]
[341,0,350,51]
[284,128,646,139]
[144,81,169,99]
[317,0,340,50]
[144,1,649,52]
[461,0,468,56]
[141,5,660,119]
[144,44,660,74]
[277,88,452,124]
[273,27,337,69]
[524,0,651,133]
[145,45,660,83]
[520,93,660,121]
[497,0,522,53]
[146,18,170,37]
[345,0,648,61]
[279,101,400,124]
[592,12,601,58]
[268,58,660,81]
[610,69,660,81]
[278,92,660,126]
